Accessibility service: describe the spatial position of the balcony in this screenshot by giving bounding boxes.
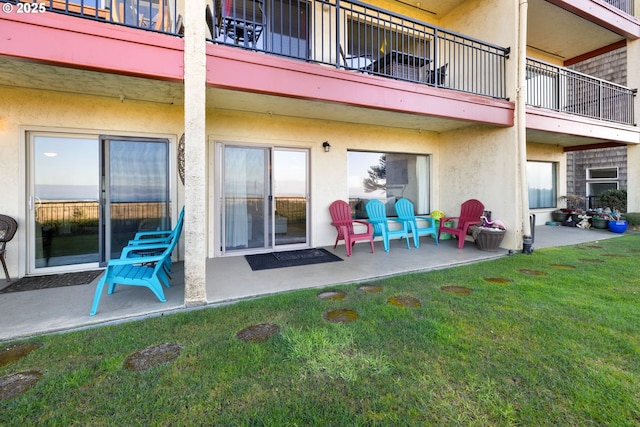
[602,0,634,16]
[208,0,510,100]
[526,58,636,126]
[12,0,184,34]
[8,0,510,101]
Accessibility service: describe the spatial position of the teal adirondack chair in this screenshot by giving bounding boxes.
[128,206,184,247]
[394,198,439,248]
[90,210,184,316]
[365,199,410,252]
[126,206,184,276]
[89,244,173,316]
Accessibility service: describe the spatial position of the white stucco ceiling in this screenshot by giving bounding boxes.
[527,0,625,61]
[0,57,184,106]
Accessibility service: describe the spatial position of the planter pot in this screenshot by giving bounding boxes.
[608,220,628,233]
[435,220,454,240]
[591,218,609,229]
[473,228,506,252]
[551,211,570,222]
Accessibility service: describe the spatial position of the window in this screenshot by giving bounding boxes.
[348,151,430,219]
[587,167,618,198]
[527,161,557,209]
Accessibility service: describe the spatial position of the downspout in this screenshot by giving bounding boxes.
[517,0,533,252]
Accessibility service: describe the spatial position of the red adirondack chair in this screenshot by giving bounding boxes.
[438,199,485,249]
[329,200,375,257]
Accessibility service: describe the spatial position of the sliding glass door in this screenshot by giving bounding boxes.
[28,133,170,273]
[31,135,100,270]
[103,137,170,261]
[219,143,309,255]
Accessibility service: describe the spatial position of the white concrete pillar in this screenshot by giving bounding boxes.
[625,37,640,213]
[183,0,207,307]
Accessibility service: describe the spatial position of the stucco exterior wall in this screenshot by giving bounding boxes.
[206,110,442,255]
[438,125,520,248]
[626,38,640,212]
[440,0,519,107]
[0,86,184,278]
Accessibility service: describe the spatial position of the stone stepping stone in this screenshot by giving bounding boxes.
[357,284,383,293]
[323,309,359,323]
[317,290,347,301]
[0,370,42,401]
[387,295,421,308]
[550,264,576,270]
[0,343,42,368]
[236,323,281,343]
[441,285,472,295]
[123,343,183,371]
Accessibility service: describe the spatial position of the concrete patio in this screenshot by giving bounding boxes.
[0,225,623,342]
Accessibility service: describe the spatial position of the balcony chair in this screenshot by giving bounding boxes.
[394,198,438,248]
[0,214,18,282]
[365,199,411,252]
[210,0,264,47]
[110,0,142,26]
[426,63,448,86]
[90,211,184,316]
[339,45,373,71]
[329,200,375,257]
[438,199,485,249]
[127,206,184,276]
[140,0,173,31]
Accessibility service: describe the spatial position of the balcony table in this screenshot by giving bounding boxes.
[371,50,429,81]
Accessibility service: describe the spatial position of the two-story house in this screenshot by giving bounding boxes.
[1,0,638,308]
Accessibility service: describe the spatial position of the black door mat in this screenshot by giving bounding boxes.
[0,270,103,293]
[245,248,343,271]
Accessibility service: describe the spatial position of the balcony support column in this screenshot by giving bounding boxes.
[183,0,208,307]
[626,37,640,213]
[517,0,532,247]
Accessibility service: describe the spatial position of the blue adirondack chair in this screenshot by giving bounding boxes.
[90,211,184,316]
[89,245,172,316]
[394,198,439,248]
[128,206,184,247]
[126,206,184,276]
[365,199,411,252]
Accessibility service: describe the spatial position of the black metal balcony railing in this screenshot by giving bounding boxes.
[604,0,635,15]
[210,0,511,99]
[11,0,183,34]
[526,58,636,126]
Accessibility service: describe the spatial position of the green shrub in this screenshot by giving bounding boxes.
[598,189,627,213]
[622,212,640,225]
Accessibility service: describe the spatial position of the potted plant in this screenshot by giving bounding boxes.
[591,213,610,229]
[608,211,628,233]
[560,194,585,211]
[552,194,583,223]
[431,210,453,240]
[471,217,506,252]
[598,189,627,233]
[551,209,571,223]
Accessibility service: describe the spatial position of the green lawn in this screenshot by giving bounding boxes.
[2,235,640,425]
